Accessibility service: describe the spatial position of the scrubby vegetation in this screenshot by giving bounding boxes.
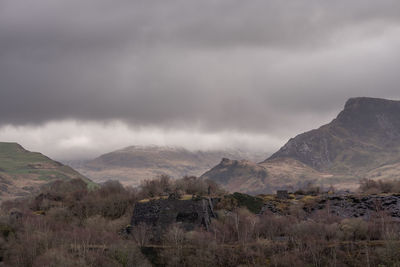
[217,192,265,213]
[0,176,225,266]
[2,177,400,266]
[0,179,141,266]
[359,178,400,194]
[139,175,225,199]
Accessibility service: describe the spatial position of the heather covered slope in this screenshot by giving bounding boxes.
[0,142,93,200]
[69,146,266,187]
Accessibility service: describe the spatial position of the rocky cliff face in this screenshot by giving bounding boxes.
[267,97,400,173]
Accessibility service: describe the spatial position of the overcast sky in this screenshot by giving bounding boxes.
[1,0,400,160]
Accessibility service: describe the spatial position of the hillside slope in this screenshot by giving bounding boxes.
[0,142,92,200]
[68,146,266,187]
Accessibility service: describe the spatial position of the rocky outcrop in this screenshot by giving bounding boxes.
[201,158,268,186]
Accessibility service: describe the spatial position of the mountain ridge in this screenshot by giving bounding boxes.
[202,97,400,193]
[267,97,400,173]
[67,145,267,187]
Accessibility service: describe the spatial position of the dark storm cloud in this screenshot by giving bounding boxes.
[1,0,400,134]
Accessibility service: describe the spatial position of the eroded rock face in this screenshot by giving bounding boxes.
[131,198,217,235]
[267,130,335,170]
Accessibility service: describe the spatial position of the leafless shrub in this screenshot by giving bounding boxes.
[339,218,369,241]
[294,181,321,195]
[131,222,152,247]
[140,175,226,199]
[108,240,152,267]
[32,248,86,267]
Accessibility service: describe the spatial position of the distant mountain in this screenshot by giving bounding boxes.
[0,142,93,201]
[67,146,267,187]
[202,97,400,193]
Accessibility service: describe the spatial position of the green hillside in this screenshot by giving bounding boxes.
[0,142,95,200]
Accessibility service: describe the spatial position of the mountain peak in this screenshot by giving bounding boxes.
[341,97,400,115]
[0,142,26,153]
[343,97,392,109]
[335,97,400,134]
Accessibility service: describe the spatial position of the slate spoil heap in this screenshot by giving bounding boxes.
[261,193,400,220]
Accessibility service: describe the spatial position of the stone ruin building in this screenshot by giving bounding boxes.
[277,190,289,199]
[130,197,217,237]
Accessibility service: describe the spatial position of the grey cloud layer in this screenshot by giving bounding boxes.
[1,0,400,134]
